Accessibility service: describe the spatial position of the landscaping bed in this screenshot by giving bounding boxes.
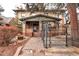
[0,37,29,56]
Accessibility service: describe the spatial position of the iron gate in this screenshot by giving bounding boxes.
[41,21,52,48]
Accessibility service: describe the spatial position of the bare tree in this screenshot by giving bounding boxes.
[0,5,4,15]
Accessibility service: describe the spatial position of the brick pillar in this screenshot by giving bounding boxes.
[67,4,79,42]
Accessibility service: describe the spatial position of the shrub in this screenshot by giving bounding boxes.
[0,25,19,46]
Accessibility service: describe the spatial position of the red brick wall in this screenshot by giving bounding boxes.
[67,4,79,40]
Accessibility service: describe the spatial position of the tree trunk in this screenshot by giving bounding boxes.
[67,3,79,46]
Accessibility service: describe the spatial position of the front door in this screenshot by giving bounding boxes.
[32,21,39,36]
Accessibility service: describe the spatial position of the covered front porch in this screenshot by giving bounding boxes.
[20,14,62,37]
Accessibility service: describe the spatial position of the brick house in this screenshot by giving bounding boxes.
[13,3,66,36]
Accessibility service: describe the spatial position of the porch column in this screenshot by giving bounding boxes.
[22,21,26,36]
[39,21,42,31]
[39,21,42,36]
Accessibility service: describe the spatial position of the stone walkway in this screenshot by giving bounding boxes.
[19,36,79,56]
[19,37,45,56]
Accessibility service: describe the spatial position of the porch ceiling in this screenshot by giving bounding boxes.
[20,14,62,22]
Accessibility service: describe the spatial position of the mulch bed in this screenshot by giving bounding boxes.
[0,37,30,56]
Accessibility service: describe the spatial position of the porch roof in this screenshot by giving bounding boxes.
[20,14,62,22]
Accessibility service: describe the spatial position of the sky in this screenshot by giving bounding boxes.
[0,0,37,17]
[0,0,78,17]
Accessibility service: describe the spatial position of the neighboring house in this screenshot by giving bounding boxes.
[0,5,13,25]
[0,15,12,25]
[2,16,12,24]
[9,17,17,26]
